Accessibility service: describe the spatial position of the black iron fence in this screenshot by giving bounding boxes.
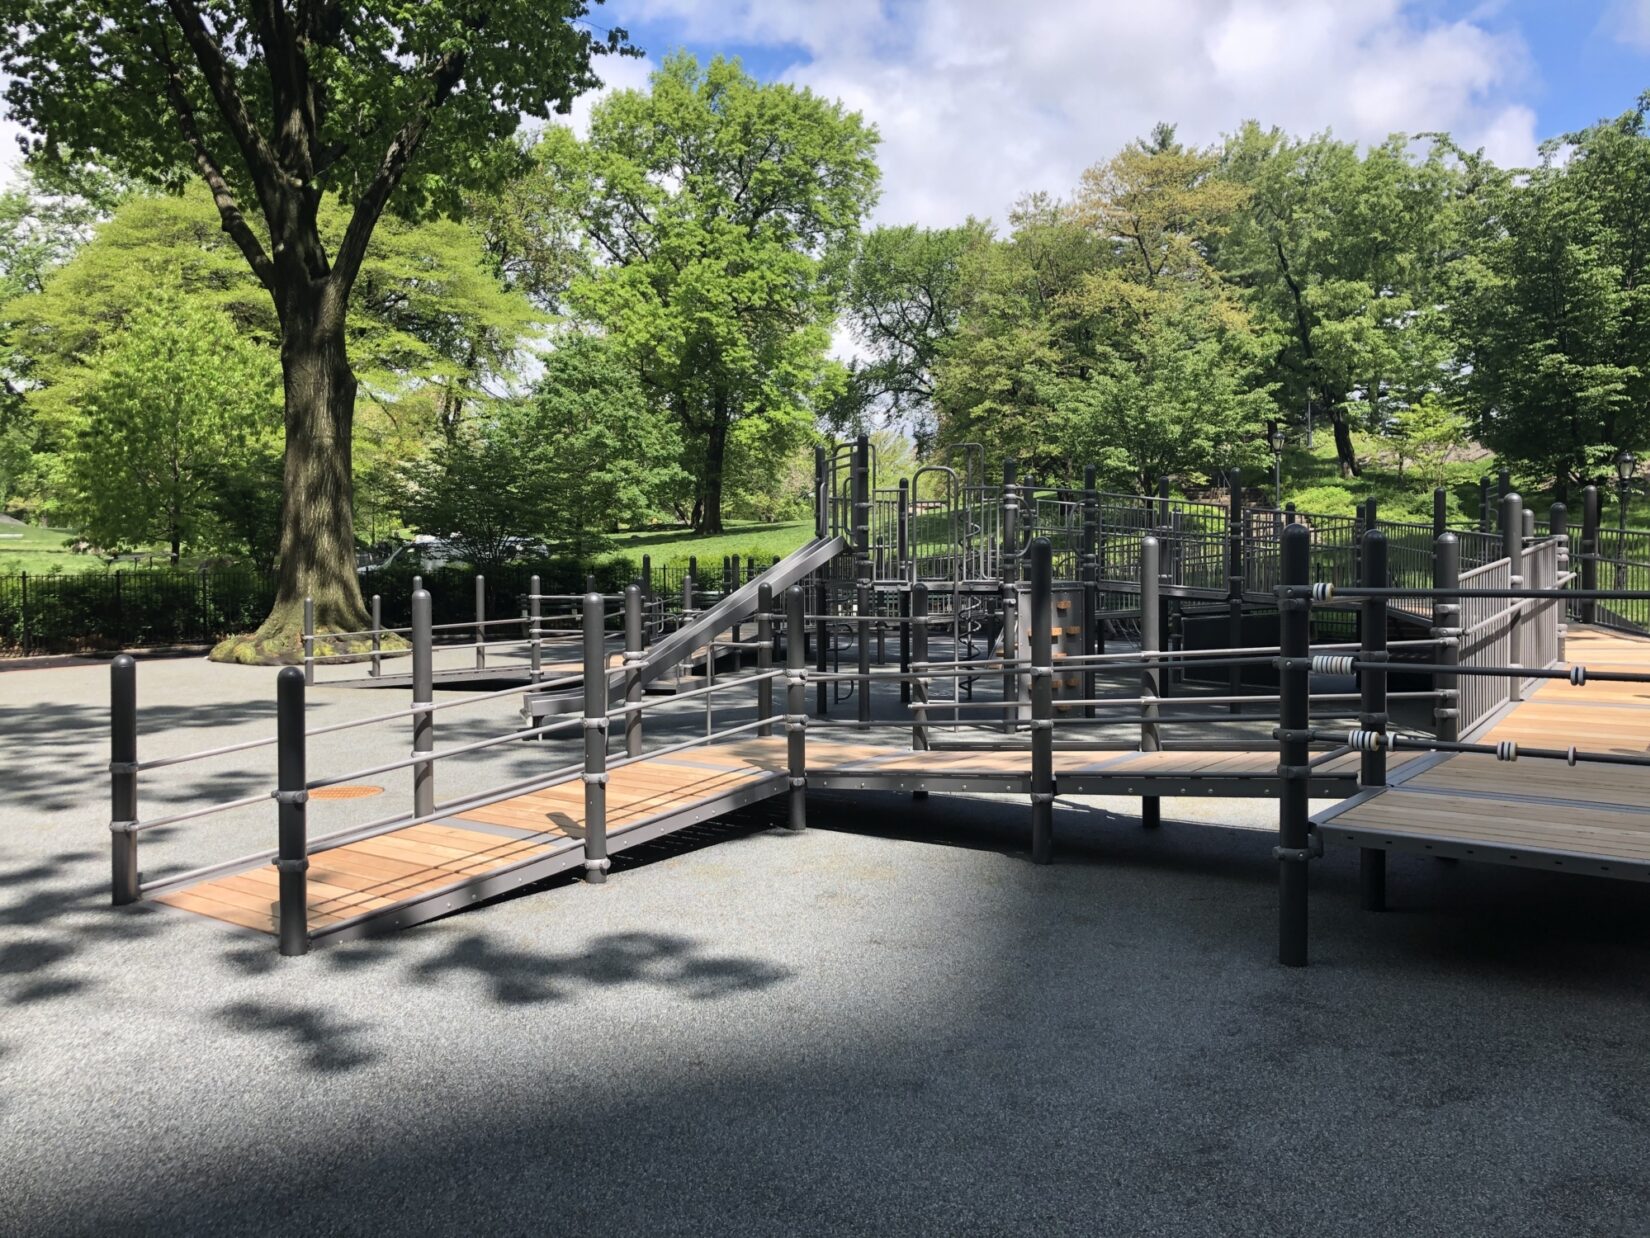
[0,553,783,657]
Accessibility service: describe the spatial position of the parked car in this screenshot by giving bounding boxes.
[357,538,464,575]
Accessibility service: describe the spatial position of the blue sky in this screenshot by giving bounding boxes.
[3,2,1647,227]
[578,0,1650,226]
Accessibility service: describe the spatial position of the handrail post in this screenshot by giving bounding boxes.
[275,666,309,957]
[302,595,315,686]
[911,582,930,752]
[854,434,872,729]
[1479,476,1491,533]
[1433,533,1461,744]
[109,654,139,906]
[528,575,542,681]
[370,594,382,678]
[1550,503,1569,659]
[1000,581,1018,735]
[475,575,486,670]
[640,555,654,646]
[1227,467,1244,711]
[1001,457,1019,580]
[1081,465,1099,720]
[756,583,775,737]
[1278,523,1312,966]
[898,479,911,704]
[1359,529,1388,912]
[1503,491,1524,703]
[624,584,644,757]
[1581,485,1599,624]
[814,445,828,540]
[1139,535,1161,830]
[815,574,829,718]
[786,585,808,832]
[582,590,610,883]
[411,588,435,816]
[1029,538,1055,864]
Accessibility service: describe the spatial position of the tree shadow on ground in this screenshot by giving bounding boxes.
[215,1001,378,1073]
[410,930,792,1007]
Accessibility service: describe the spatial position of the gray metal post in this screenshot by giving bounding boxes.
[1140,535,1161,830]
[640,555,654,646]
[1359,529,1388,912]
[786,585,808,831]
[1002,457,1019,579]
[302,595,315,686]
[1551,503,1569,649]
[109,655,139,906]
[815,575,829,718]
[1581,484,1600,624]
[1432,487,1447,541]
[1000,582,1018,734]
[1479,476,1491,533]
[528,575,542,680]
[275,666,309,957]
[911,582,930,752]
[1082,465,1099,719]
[814,445,828,539]
[370,594,383,678]
[624,584,643,757]
[854,434,871,728]
[1278,523,1312,967]
[1522,508,1535,542]
[756,583,774,737]
[1227,468,1244,711]
[1503,492,1524,703]
[411,589,434,816]
[1433,533,1461,744]
[475,575,486,670]
[898,479,911,704]
[1029,539,1055,864]
[582,590,610,883]
[682,572,694,620]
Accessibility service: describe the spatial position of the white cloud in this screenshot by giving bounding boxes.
[1604,0,1650,52]
[620,0,1542,225]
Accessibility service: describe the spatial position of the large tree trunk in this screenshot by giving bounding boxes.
[214,282,370,662]
[1327,400,1361,479]
[697,401,730,535]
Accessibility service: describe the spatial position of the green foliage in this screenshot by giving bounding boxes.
[401,334,685,562]
[0,0,622,224]
[1384,395,1472,489]
[58,292,281,560]
[543,52,880,531]
[1450,99,1650,490]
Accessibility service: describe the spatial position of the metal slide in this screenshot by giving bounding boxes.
[522,534,846,719]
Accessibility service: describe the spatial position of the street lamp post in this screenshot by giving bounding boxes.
[1267,424,1284,510]
[1616,449,1637,591]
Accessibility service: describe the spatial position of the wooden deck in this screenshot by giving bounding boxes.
[156,728,1402,943]
[1317,626,1650,879]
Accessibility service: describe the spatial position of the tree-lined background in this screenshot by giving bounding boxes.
[1,2,1648,656]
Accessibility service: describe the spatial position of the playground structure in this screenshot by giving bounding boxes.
[105,437,1650,966]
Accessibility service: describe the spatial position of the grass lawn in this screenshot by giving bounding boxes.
[0,522,104,575]
[609,519,813,568]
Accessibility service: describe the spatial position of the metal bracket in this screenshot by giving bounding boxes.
[107,761,140,776]
[1277,764,1313,780]
[1272,727,1314,743]
[273,856,310,874]
[108,819,139,835]
[582,717,609,732]
[1029,791,1057,804]
[1026,719,1054,731]
[788,776,807,789]
[1273,832,1324,863]
[582,772,609,787]
[271,789,310,805]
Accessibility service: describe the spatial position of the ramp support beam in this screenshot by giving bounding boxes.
[1140,535,1161,830]
[276,666,309,957]
[1278,523,1312,966]
[412,589,434,816]
[786,585,808,832]
[583,590,610,884]
[1030,539,1055,864]
[109,655,139,906]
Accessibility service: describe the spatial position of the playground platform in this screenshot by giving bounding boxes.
[1319,627,1650,882]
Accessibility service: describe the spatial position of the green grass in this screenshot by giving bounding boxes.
[0,523,104,575]
[608,519,813,569]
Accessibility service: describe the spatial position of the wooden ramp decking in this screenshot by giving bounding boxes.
[1317,626,1650,880]
[154,732,1396,945]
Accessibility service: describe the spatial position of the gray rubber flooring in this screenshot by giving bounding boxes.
[3,653,1650,1235]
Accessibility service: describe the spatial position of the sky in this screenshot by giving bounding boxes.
[3,0,1649,228]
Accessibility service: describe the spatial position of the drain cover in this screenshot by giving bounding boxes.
[310,785,385,800]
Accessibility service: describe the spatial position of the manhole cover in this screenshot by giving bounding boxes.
[310,785,385,800]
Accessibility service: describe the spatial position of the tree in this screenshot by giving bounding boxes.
[1,0,624,657]
[545,53,880,532]
[9,187,540,529]
[838,222,989,444]
[1450,101,1650,492]
[1215,126,1471,478]
[1385,394,1471,489]
[402,334,683,561]
[60,292,280,561]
